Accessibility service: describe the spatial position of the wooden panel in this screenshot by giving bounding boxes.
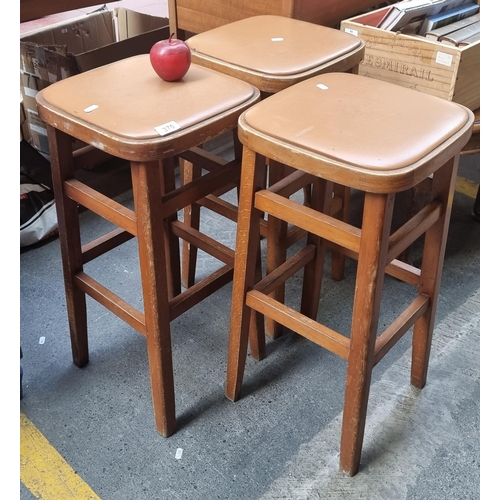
[453,40,480,111]
[169,0,385,36]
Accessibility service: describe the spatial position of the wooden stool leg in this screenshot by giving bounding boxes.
[249,255,267,362]
[411,156,459,389]
[161,158,182,298]
[301,178,333,320]
[180,157,201,289]
[331,183,351,281]
[131,161,176,437]
[226,150,267,402]
[265,159,293,339]
[340,192,395,476]
[47,126,89,368]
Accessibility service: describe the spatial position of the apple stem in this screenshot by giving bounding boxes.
[169,33,175,42]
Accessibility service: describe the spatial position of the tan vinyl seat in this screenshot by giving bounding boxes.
[225,72,474,476]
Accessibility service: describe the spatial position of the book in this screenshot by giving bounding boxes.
[457,31,480,45]
[378,0,473,32]
[425,12,480,39]
[440,20,480,45]
[419,2,479,35]
[400,19,426,34]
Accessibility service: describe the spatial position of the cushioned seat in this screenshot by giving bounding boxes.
[187,15,364,93]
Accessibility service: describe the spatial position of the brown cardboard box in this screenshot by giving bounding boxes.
[340,4,480,110]
[20,94,30,143]
[20,7,169,156]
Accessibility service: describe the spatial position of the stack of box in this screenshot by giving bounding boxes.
[20,7,169,158]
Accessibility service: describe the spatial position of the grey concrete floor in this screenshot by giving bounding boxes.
[19,138,480,499]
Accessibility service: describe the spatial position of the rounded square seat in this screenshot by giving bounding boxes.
[186,15,364,92]
[36,54,260,160]
[238,72,473,192]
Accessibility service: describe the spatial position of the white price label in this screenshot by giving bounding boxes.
[155,121,181,136]
[435,51,453,67]
[84,104,99,113]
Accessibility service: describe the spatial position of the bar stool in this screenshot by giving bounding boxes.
[180,15,365,338]
[225,72,473,475]
[35,54,260,437]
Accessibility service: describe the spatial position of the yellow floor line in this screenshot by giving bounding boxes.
[20,412,101,500]
[455,176,479,199]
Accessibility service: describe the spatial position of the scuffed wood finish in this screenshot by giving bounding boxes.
[37,55,260,437]
[225,72,474,476]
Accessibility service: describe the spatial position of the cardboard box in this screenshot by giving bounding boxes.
[20,7,170,156]
[20,94,30,143]
[340,4,480,110]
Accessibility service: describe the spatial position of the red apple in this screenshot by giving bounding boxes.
[150,34,191,82]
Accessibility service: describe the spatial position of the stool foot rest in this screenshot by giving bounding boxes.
[65,179,137,235]
[386,200,443,263]
[374,294,430,365]
[246,289,350,359]
[81,228,135,264]
[162,158,241,216]
[75,272,147,335]
[171,220,234,266]
[254,245,316,295]
[256,190,361,254]
[169,265,234,321]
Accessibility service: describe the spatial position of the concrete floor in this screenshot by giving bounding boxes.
[19,134,480,499]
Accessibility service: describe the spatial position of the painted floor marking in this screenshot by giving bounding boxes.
[455,176,478,199]
[20,411,101,499]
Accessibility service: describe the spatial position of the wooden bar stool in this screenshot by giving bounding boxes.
[226,72,474,475]
[35,55,260,437]
[179,15,365,339]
